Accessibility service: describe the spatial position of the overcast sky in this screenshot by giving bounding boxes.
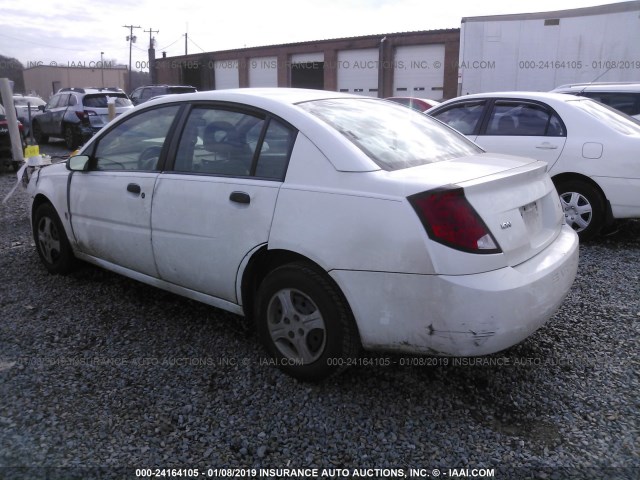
[0,0,622,68]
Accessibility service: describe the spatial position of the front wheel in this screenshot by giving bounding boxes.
[555,179,605,241]
[32,121,48,144]
[255,262,361,381]
[33,203,75,274]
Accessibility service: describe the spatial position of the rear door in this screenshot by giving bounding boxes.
[474,100,567,169]
[151,104,296,303]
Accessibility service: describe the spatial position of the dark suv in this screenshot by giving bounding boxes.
[32,87,134,149]
[130,85,197,105]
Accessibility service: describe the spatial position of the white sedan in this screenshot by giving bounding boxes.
[27,88,578,380]
[427,92,640,240]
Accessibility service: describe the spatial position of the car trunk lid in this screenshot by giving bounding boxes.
[393,153,564,272]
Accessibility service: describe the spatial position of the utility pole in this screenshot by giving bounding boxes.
[145,27,159,84]
[123,24,141,93]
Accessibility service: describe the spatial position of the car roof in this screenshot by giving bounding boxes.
[438,91,580,105]
[552,82,640,93]
[142,87,368,111]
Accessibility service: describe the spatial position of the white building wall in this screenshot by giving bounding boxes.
[459,3,640,94]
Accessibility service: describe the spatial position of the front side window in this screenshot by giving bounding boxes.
[485,101,565,137]
[173,106,296,179]
[92,105,180,171]
[431,101,486,135]
[300,98,481,171]
[46,94,62,109]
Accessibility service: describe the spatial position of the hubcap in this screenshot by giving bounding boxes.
[37,216,61,264]
[560,191,592,232]
[266,289,326,364]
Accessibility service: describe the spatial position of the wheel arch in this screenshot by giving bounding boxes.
[551,172,614,225]
[240,248,357,329]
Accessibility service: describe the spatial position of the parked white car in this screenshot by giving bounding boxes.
[27,88,578,380]
[427,92,640,240]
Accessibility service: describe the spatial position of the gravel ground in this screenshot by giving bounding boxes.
[0,156,638,480]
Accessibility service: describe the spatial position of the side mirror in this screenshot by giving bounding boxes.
[66,155,90,171]
[38,105,45,112]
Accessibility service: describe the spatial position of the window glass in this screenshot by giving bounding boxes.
[300,98,481,171]
[47,95,63,109]
[93,105,180,171]
[174,106,265,176]
[570,98,640,135]
[431,101,485,135]
[583,92,640,117]
[254,119,296,180]
[83,93,133,108]
[485,102,565,136]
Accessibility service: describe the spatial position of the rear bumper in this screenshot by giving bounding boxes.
[331,225,579,356]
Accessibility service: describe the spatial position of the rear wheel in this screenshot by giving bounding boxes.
[556,179,605,241]
[64,124,79,149]
[255,262,360,381]
[33,203,75,274]
[32,121,48,144]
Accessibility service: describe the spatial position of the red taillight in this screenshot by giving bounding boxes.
[409,187,501,254]
[75,110,97,121]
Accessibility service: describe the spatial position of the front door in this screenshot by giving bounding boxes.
[68,104,182,277]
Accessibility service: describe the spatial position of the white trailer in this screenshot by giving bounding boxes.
[458,1,640,95]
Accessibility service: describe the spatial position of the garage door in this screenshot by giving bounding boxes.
[249,56,278,87]
[393,44,445,100]
[337,49,379,96]
[214,60,239,89]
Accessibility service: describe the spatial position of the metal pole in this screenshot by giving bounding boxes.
[100,51,104,87]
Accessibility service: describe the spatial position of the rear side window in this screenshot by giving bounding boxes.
[485,101,565,137]
[299,98,481,171]
[173,106,296,180]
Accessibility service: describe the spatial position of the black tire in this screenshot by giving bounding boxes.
[255,262,361,381]
[64,124,79,150]
[555,179,606,241]
[32,121,48,144]
[33,203,75,274]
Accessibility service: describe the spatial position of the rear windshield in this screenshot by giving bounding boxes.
[570,98,640,135]
[166,87,197,94]
[298,98,481,171]
[83,94,133,108]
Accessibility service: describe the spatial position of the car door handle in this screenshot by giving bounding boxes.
[127,183,141,195]
[535,143,558,150]
[229,191,250,204]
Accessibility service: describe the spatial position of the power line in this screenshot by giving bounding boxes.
[187,36,207,53]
